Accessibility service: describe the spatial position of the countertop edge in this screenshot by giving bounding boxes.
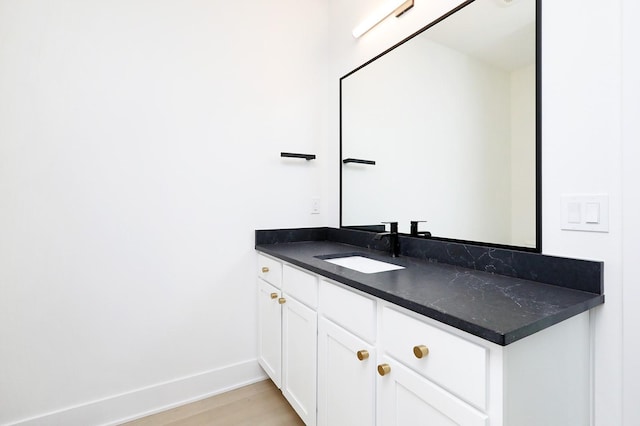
[256,244,604,346]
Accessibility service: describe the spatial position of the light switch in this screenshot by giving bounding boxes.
[585,202,600,224]
[561,194,609,233]
[567,202,581,224]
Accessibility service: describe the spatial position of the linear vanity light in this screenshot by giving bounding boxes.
[352,0,414,38]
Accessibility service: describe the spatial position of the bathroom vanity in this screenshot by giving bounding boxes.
[255,227,604,426]
[258,0,603,423]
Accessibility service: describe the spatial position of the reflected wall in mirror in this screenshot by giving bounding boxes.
[341,0,539,251]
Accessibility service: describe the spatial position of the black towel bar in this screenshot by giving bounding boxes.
[343,158,376,165]
[281,152,316,160]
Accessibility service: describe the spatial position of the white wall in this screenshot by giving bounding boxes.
[328,0,631,425]
[1,0,636,424]
[542,1,623,424]
[622,0,640,424]
[0,1,328,424]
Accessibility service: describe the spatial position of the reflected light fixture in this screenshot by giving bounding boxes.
[352,0,414,38]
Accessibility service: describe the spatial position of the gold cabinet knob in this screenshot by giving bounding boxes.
[278,297,286,304]
[413,345,429,359]
[377,364,391,376]
[261,267,269,273]
[356,350,369,361]
[270,293,278,299]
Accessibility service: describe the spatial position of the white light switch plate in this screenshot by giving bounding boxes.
[311,197,320,214]
[561,194,609,232]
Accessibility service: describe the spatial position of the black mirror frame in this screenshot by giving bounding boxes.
[339,0,542,253]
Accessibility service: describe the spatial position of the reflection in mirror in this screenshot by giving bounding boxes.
[341,0,539,250]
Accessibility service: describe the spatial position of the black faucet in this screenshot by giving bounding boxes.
[375,221,400,257]
[410,220,432,238]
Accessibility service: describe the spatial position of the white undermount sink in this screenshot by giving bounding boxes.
[323,255,405,274]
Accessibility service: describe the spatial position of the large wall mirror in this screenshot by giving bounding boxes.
[340,0,540,251]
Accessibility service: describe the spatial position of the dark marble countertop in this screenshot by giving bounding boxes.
[256,229,604,346]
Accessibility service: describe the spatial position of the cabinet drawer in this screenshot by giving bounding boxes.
[381,307,487,410]
[257,254,282,288]
[283,265,318,309]
[319,280,376,343]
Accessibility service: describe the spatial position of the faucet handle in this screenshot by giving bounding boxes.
[381,221,398,233]
[410,220,428,236]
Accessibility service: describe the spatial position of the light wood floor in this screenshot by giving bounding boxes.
[122,380,304,426]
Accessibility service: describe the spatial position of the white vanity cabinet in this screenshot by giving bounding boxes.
[281,266,318,426]
[257,254,284,387]
[317,280,377,426]
[257,278,283,388]
[257,252,592,426]
[377,355,487,426]
[257,254,318,426]
[377,306,488,425]
[376,304,590,426]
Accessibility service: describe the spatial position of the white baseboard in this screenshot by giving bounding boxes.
[7,359,268,426]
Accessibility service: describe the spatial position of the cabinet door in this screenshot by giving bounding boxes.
[282,295,317,426]
[257,278,282,388]
[318,317,375,426]
[378,355,488,426]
